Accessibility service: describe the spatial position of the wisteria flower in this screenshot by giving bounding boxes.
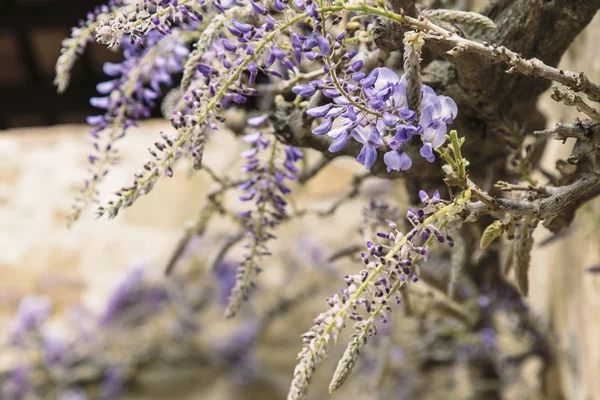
[353,126,383,169]
[419,86,458,161]
[384,149,412,172]
[304,64,457,171]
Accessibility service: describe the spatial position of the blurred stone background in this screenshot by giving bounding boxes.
[1,1,600,399]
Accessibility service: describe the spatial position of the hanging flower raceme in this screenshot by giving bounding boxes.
[225,117,304,317]
[288,189,470,400]
[93,0,313,219]
[71,31,191,223]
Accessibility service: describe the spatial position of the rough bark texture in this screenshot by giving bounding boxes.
[389,2,600,399]
[423,0,600,189]
[273,0,600,189]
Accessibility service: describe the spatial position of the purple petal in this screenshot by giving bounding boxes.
[313,119,333,135]
[307,104,332,118]
[420,143,435,162]
[248,114,268,127]
[384,150,412,172]
[329,133,349,152]
[364,145,378,169]
[382,112,400,127]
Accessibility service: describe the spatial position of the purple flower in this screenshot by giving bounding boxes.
[216,320,259,384]
[313,119,333,135]
[100,366,125,400]
[215,261,237,306]
[248,114,269,127]
[73,31,191,221]
[12,296,52,344]
[352,126,383,169]
[388,124,419,148]
[329,132,350,152]
[304,64,458,170]
[384,149,412,172]
[100,267,167,325]
[228,130,304,316]
[307,104,333,118]
[293,83,317,97]
[101,268,144,324]
[5,365,30,397]
[420,86,458,151]
[420,143,435,162]
[43,336,67,365]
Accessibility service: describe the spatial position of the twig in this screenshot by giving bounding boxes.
[202,164,229,186]
[327,244,362,263]
[258,284,320,329]
[462,174,600,221]
[210,232,245,272]
[443,165,499,211]
[400,14,600,102]
[494,181,557,197]
[165,206,215,275]
[534,121,596,142]
[550,86,600,123]
[318,173,370,217]
[298,156,331,184]
[420,9,497,31]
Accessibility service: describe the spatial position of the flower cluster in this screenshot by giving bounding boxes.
[61,0,458,222]
[288,189,470,400]
[0,265,208,399]
[226,118,303,317]
[302,66,458,171]
[94,0,205,48]
[10,296,52,347]
[54,1,122,93]
[91,0,308,218]
[215,320,260,384]
[72,31,191,222]
[100,267,169,326]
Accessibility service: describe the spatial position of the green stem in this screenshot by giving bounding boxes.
[450,131,465,179]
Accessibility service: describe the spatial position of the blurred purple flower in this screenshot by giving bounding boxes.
[100,366,125,400]
[12,295,52,345]
[214,260,237,306]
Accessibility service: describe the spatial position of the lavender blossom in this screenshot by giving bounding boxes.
[289,190,471,399]
[0,262,212,399]
[94,0,204,48]
[94,0,310,218]
[54,1,122,93]
[100,267,168,325]
[302,65,458,171]
[11,296,52,346]
[72,31,191,223]
[225,124,303,317]
[215,320,260,385]
[2,365,30,399]
[214,260,237,307]
[100,366,126,400]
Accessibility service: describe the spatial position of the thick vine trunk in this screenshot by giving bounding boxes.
[398,1,600,398]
